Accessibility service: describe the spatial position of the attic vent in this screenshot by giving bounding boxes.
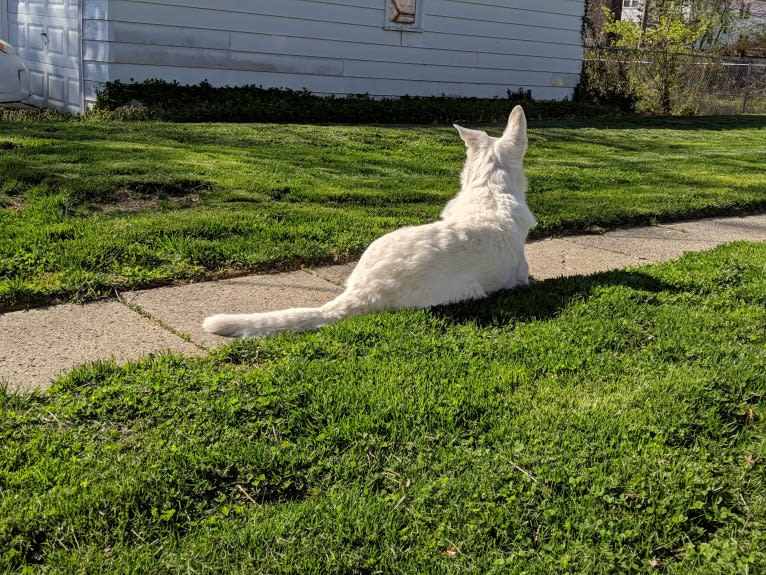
[389,0,416,23]
[385,0,423,30]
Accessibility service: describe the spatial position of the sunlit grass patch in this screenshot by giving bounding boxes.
[1,115,765,309]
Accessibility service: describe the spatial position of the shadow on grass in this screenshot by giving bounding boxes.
[528,114,766,131]
[433,268,679,328]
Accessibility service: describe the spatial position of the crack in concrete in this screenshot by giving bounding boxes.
[116,292,210,353]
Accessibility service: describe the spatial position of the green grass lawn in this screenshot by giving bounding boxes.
[2,115,766,310]
[2,242,764,574]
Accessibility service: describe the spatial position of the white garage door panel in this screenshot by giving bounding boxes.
[28,69,44,94]
[17,17,79,69]
[24,60,79,106]
[10,0,81,113]
[48,72,65,102]
[14,0,78,21]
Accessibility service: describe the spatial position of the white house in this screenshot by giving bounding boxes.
[620,0,644,24]
[1,0,585,114]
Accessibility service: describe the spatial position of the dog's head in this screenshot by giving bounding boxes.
[453,106,528,192]
[453,105,527,163]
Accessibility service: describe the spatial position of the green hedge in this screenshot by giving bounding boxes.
[92,79,620,123]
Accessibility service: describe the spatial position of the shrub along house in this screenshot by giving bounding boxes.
[1,0,585,114]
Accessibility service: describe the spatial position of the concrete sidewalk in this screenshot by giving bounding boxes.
[2,214,765,393]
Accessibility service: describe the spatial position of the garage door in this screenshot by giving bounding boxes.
[9,0,81,113]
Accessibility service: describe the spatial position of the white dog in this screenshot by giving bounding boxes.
[203,105,536,338]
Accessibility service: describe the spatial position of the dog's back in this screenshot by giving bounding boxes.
[203,106,535,339]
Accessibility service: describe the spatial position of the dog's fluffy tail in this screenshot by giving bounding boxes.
[202,296,356,338]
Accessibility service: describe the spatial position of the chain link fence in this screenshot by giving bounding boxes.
[581,48,766,115]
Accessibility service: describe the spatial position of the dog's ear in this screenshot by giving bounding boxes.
[454,124,489,148]
[500,105,527,153]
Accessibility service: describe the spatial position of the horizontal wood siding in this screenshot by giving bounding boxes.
[83,0,584,104]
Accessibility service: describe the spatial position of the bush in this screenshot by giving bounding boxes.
[92,79,620,123]
[575,52,640,111]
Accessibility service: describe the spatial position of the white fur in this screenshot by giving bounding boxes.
[203,106,537,338]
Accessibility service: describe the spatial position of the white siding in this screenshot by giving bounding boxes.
[82,0,584,106]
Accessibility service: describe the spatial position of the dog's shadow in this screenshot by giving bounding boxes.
[431,269,680,328]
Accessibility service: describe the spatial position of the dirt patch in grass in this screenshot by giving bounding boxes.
[99,187,164,213]
[99,181,210,213]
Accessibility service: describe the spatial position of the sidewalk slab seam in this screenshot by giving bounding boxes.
[117,294,208,353]
[0,300,204,393]
[121,269,345,349]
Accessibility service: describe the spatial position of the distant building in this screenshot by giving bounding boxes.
[620,0,645,24]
